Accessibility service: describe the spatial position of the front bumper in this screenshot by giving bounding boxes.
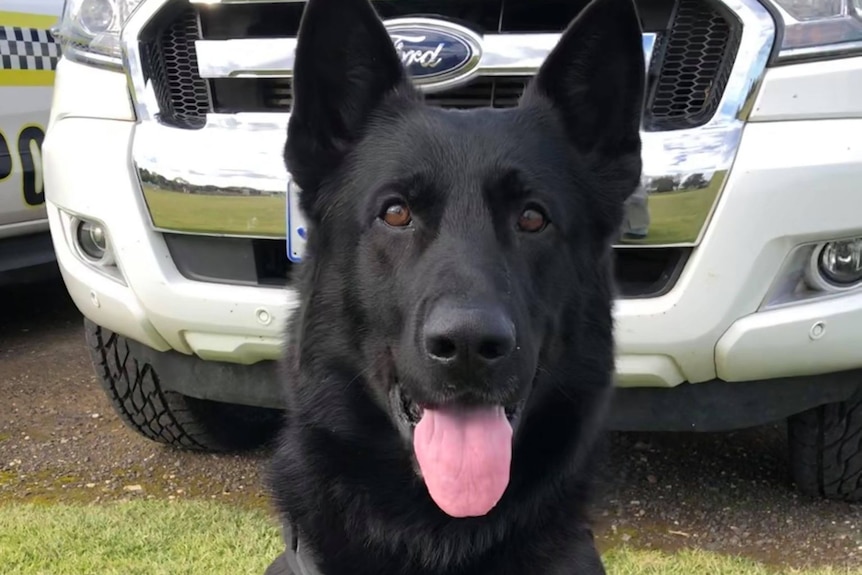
[43,55,862,385]
[43,113,299,363]
[42,60,298,363]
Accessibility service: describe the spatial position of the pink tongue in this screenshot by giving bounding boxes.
[413,405,513,518]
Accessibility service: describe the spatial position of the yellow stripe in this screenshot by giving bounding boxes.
[0,10,58,30]
[0,70,56,87]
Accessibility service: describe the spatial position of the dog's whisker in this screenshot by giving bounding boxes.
[342,357,384,392]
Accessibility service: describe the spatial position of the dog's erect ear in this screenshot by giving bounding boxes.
[520,0,646,181]
[285,0,418,192]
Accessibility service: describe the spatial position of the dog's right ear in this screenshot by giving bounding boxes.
[519,0,646,202]
[284,0,418,195]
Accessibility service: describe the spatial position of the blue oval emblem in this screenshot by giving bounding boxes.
[385,19,482,86]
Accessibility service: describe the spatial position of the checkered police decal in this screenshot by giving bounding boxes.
[0,26,60,71]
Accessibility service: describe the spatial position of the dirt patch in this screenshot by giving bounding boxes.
[593,429,862,568]
[0,281,272,511]
[1,280,860,571]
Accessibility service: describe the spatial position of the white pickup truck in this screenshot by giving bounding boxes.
[0,0,61,286]
[43,0,862,502]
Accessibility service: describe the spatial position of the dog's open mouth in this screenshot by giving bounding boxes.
[389,384,526,520]
[389,384,524,430]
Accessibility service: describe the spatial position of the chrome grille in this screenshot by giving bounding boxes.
[123,0,776,252]
[140,0,742,131]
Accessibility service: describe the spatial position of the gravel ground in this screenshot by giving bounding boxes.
[1,279,861,571]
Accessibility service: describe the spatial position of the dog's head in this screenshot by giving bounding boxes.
[286,0,645,519]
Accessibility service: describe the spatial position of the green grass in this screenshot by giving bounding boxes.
[625,183,721,245]
[641,186,718,243]
[0,501,283,575]
[1,501,857,575]
[143,186,286,236]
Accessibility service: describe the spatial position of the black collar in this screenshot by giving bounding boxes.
[265,522,323,575]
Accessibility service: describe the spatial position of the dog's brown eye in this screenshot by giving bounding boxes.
[517,206,548,233]
[383,202,412,228]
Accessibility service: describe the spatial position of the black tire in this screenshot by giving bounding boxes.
[84,318,283,452]
[788,386,862,502]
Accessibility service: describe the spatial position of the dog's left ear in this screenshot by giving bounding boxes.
[520,0,646,200]
[285,0,418,194]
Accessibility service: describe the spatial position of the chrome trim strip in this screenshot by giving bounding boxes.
[121,0,169,123]
[778,40,862,64]
[55,48,125,72]
[196,34,568,81]
[122,0,776,247]
[196,33,657,83]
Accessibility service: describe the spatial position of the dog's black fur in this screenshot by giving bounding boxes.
[267,0,646,572]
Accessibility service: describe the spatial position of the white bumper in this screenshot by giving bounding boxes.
[616,117,862,385]
[43,114,297,362]
[44,58,862,382]
[43,63,297,363]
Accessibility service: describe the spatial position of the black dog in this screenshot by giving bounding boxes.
[267,0,646,572]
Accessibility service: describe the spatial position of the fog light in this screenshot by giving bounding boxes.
[75,220,109,262]
[817,239,862,287]
[64,214,123,284]
[763,238,862,310]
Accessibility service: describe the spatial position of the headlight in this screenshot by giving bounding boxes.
[769,0,862,63]
[54,0,145,69]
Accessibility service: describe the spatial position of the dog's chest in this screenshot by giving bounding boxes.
[272,529,607,575]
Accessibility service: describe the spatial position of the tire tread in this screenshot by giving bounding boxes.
[84,319,281,452]
[789,386,862,502]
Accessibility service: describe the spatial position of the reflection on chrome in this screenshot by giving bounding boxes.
[619,170,726,245]
[122,0,776,247]
[194,33,644,83]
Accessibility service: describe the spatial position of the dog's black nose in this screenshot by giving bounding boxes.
[423,302,516,368]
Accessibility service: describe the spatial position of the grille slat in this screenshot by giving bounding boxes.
[258,77,529,111]
[259,77,529,111]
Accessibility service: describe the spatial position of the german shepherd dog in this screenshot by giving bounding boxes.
[266,0,646,572]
